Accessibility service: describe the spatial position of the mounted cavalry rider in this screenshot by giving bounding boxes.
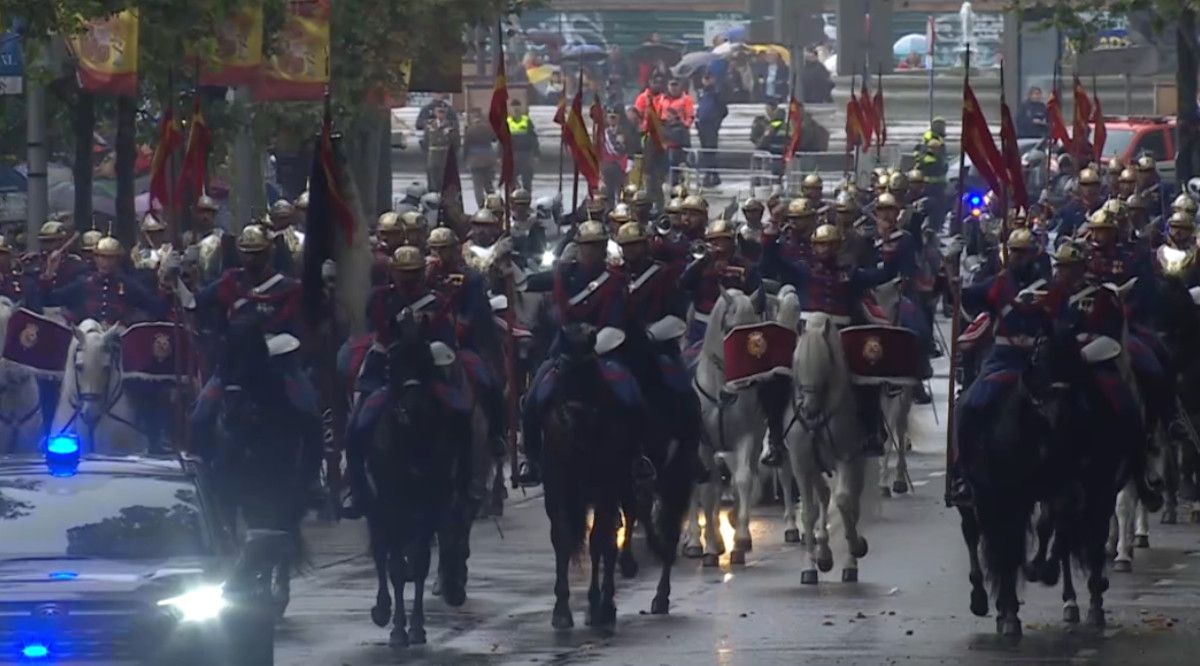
[131,213,172,289]
[463,208,504,273]
[772,199,818,269]
[1117,167,1137,199]
[371,211,407,285]
[802,173,826,210]
[186,224,323,491]
[511,220,649,487]
[952,228,1051,504]
[268,199,305,276]
[41,235,171,326]
[762,222,900,463]
[737,197,767,263]
[655,194,707,270]
[679,217,763,348]
[1135,154,1171,221]
[24,221,87,292]
[184,195,234,287]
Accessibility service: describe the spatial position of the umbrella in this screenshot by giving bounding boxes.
[749,44,791,66]
[560,44,607,64]
[893,34,928,58]
[673,51,719,77]
[632,42,682,67]
[722,25,749,43]
[712,41,748,57]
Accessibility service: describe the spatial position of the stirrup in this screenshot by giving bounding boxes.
[632,456,657,484]
[516,461,542,487]
[760,444,786,468]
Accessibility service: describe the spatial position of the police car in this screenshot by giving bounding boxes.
[0,436,283,665]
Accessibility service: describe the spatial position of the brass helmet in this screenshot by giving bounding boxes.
[1172,193,1198,216]
[871,167,889,190]
[609,203,632,224]
[576,220,608,244]
[670,184,688,199]
[621,183,639,203]
[1118,168,1136,184]
[294,191,310,210]
[471,208,498,225]
[269,199,295,218]
[377,211,402,232]
[875,192,899,210]
[681,194,707,213]
[483,192,504,213]
[887,172,909,193]
[1136,154,1157,172]
[666,197,684,214]
[1053,242,1086,265]
[400,210,426,231]
[237,224,273,253]
[785,198,815,218]
[427,226,459,248]
[80,229,103,253]
[38,220,67,241]
[906,168,925,185]
[741,197,765,212]
[1006,228,1037,251]
[632,189,652,206]
[511,188,532,205]
[1078,167,1101,186]
[1106,157,1123,173]
[1125,194,1148,211]
[1168,211,1196,231]
[802,172,823,190]
[984,190,999,208]
[94,235,123,257]
[811,224,843,244]
[585,193,606,212]
[139,213,165,234]
[704,216,736,240]
[834,190,858,213]
[1102,198,1128,219]
[391,245,425,271]
[615,221,649,245]
[196,194,219,212]
[1087,208,1116,229]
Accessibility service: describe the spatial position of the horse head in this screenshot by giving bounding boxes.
[702,289,758,359]
[792,312,844,424]
[218,314,290,443]
[384,308,438,435]
[867,277,904,325]
[71,320,123,427]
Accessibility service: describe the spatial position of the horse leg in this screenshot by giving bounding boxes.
[730,436,756,564]
[795,462,823,585]
[835,459,868,583]
[682,486,704,558]
[1061,552,1080,624]
[780,465,801,544]
[598,503,619,627]
[958,507,988,617]
[1084,519,1110,629]
[651,471,689,615]
[408,530,433,646]
[1025,503,1054,583]
[549,510,574,629]
[1162,439,1180,524]
[387,545,409,648]
[1112,484,1136,572]
[891,391,912,495]
[618,504,639,579]
[877,415,894,498]
[1134,500,1150,548]
[369,527,393,628]
[700,481,722,567]
[813,475,833,573]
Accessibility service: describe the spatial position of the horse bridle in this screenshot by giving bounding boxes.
[60,346,140,436]
[786,325,846,473]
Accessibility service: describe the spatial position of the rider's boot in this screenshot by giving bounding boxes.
[515,404,543,487]
[758,376,790,467]
[339,399,371,520]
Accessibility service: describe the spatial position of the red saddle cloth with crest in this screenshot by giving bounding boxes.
[122,322,194,381]
[721,322,797,391]
[2,308,73,376]
[840,324,922,386]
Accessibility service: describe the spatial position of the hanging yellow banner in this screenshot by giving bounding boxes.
[70,9,139,97]
[201,4,263,86]
[254,0,330,101]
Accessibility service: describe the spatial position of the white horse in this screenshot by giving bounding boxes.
[0,298,44,453]
[682,289,767,567]
[783,308,870,584]
[866,279,916,496]
[51,320,147,454]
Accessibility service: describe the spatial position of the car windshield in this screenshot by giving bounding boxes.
[1102,129,1136,160]
[0,472,210,560]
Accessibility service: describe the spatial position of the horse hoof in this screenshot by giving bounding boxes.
[1086,607,1106,628]
[1039,560,1060,586]
[970,589,989,617]
[651,596,670,615]
[841,568,858,583]
[730,550,746,566]
[702,553,720,568]
[1063,604,1081,624]
[619,556,639,579]
[409,627,427,646]
[442,584,467,608]
[996,616,1023,638]
[801,569,818,585]
[849,537,868,559]
[551,608,574,630]
[389,628,409,649]
[371,605,392,628]
[733,537,753,553]
[1162,507,1177,524]
[1112,559,1132,573]
[1023,563,1041,583]
[683,544,704,559]
[817,556,834,573]
[784,528,801,544]
[892,480,909,495]
[880,486,892,498]
[1134,534,1150,549]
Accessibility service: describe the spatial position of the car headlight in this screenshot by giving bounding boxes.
[157,584,228,622]
[540,249,555,268]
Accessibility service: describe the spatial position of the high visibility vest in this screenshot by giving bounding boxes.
[770,119,784,130]
[507,115,531,135]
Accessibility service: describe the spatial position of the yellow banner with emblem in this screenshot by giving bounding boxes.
[68,9,139,97]
[253,0,330,101]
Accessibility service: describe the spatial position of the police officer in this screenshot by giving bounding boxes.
[914,117,949,232]
[507,98,539,192]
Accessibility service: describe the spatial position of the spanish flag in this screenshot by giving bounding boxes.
[845,90,866,151]
[783,96,804,167]
[488,25,514,191]
[1071,74,1093,161]
[563,91,600,191]
[859,78,875,149]
[148,106,183,213]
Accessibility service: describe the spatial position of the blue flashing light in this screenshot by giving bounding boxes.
[46,435,80,455]
[49,571,78,580]
[968,193,983,207]
[22,643,50,659]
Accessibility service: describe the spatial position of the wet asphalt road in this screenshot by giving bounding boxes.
[277,350,1200,666]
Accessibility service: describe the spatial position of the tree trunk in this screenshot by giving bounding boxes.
[377,117,393,214]
[72,92,94,231]
[115,95,137,245]
[1177,10,1200,184]
[346,110,387,222]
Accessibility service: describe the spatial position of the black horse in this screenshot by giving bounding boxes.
[208,315,313,619]
[1156,278,1200,521]
[363,311,471,647]
[616,329,699,615]
[542,323,638,629]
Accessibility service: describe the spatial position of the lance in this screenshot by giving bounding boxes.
[945,45,971,507]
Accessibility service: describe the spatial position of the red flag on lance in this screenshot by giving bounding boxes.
[148,106,183,213]
[1091,76,1106,160]
[999,66,1029,210]
[845,89,866,151]
[301,98,357,324]
[859,76,876,149]
[1046,85,1071,148]
[121,322,195,381]
[488,32,515,191]
[1072,74,1094,161]
[962,81,1009,196]
[175,96,212,212]
[721,322,797,392]
[1,308,73,377]
[783,95,804,167]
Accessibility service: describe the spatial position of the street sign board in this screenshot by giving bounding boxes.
[1075,45,1158,77]
[0,25,22,95]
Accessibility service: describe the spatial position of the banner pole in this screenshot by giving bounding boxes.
[945,45,970,507]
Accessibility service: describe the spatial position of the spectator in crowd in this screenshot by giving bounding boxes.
[696,69,728,187]
[634,73,667,123]
[543,70,564,106]
[800,48,835,103]
[727,52,755,104]
[663,107,691,187]
[423,104,459,193]
[461,108,497,207]
[598,109,629,209]
[623,106,645,160]
[750,101,780,147]
[896,51,924,71]
[661,77,695,129]
[415,93,458,133]
[754,51,790,105]
[1017,86,1048,139]
[604,45,630,88]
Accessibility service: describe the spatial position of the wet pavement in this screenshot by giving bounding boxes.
[278,352,1200,665]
